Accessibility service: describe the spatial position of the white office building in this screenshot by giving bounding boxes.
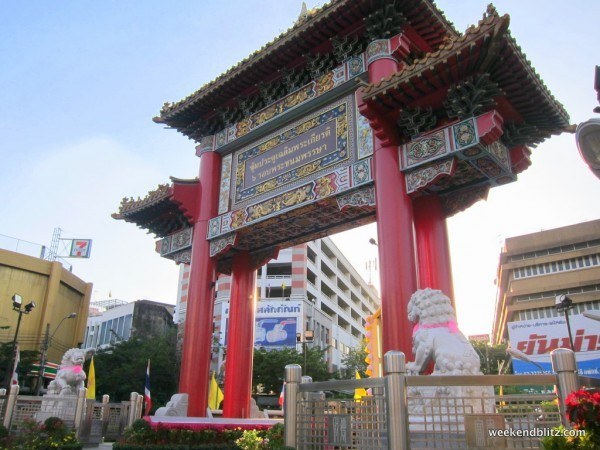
[176,236,380,373]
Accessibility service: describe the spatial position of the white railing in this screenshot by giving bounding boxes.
[0,386,142,443]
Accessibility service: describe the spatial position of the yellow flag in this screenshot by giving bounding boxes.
[354,371,367,401]
[208,372,224,410]
[86,356,96,400]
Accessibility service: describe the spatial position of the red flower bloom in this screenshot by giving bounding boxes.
[565,388,600,433]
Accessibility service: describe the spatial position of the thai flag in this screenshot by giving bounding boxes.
[144,359,152,415]
[278,382,285,407]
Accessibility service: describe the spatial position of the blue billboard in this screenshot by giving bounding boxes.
[254,317,298,349]
[512,356,600,379]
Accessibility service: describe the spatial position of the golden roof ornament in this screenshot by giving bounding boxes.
[296,2,317,24]
[485,3,498,19]
[298,2,308,21]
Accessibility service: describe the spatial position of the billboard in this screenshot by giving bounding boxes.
[221,300,302,350]
[507,314,600,378]
[468,334,491,343]
[255,317,298,348]
[68,239,93,258]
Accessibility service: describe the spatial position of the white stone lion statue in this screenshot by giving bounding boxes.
[406,288,480,376]
[405,289,494,419]
[46,348,89,396]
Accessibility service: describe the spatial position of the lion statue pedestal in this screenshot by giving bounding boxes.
[406,289,495,431]
[155,394,189,417]
[37,348,89,423]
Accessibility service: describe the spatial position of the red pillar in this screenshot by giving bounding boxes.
[413,195,455,304]
[367,45,418,359]
[179,150,221,417]
[222,251,257,418]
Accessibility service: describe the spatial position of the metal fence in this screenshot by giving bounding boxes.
[406,375,560,449]
[0,386,142,444]
[284,348,599,450]
[295,378,388,449]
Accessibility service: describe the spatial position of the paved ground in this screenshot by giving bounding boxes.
[96,443,113,449]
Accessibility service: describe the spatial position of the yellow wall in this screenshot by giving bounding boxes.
[0,249,92,364]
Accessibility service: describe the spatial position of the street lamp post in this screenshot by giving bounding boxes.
[507,347,546,373]
[6,294,36,388]
[296,330,314,376]
[472,342,492,374]
[555,295,575,350]
[35,312,77,395]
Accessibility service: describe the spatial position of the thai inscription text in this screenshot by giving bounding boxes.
[516,329,599,355]
[243,120,337,190]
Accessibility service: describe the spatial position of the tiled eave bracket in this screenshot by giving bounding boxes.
[207,184,376,274]
[401,110,517,216]
[207,155,374,241]
[210,153,375,273]
[362,7,570,137]
[156,184,377,274]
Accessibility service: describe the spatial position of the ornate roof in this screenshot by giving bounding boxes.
[154,0,458,141]
[361,6,570,142]
[112,179,196,237]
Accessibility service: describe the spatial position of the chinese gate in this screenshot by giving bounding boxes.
[114,2,570,417]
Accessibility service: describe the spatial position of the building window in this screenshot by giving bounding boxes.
[512,253,600,280]
[509,239,600,262]
[514,284,600,303]
[99,322,108,347]
[123,314,133,340]
[116,316,125,340]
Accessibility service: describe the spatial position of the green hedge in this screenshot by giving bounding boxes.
[115,420,290,450]
[114,445,238,450]
[33,446,82,450]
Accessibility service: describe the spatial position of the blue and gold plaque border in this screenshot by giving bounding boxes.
[231,94,357,209]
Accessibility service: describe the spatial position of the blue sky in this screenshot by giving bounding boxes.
[1,1,599,336]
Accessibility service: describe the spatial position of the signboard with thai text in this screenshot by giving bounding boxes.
[232,95,356,208]
[221,300,302,350]
[207,91,375,242]
[254,317,298,348]
[242,120,337,191]
[507,314,600,378]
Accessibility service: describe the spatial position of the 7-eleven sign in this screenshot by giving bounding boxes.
[69,239,93,258]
